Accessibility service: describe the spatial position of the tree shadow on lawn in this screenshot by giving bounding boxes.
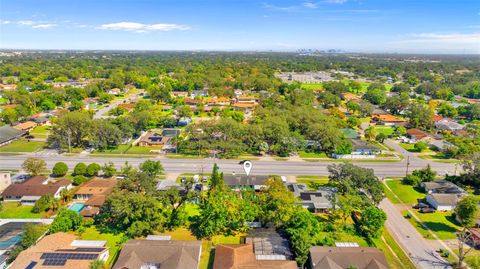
[421,221,457,234]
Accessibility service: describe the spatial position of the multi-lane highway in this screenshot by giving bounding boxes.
[0,154,459,177]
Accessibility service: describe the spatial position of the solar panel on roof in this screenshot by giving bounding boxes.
[25,261,38,269]
[41,252,99,260]
[42,259,66,266]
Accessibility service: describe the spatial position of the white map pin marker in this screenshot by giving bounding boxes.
[243,161,253,176]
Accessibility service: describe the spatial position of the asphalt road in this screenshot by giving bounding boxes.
[380,199,452,269]
[0,155,458,177]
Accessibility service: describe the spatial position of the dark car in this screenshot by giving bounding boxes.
[420,207,435,213]
[413,202,429,209]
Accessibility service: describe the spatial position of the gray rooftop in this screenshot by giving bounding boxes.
[0,125,25,144]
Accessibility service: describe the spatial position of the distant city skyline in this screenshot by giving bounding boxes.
[0,0,479,54]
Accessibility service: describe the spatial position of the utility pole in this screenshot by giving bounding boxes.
[67,129,71,153]
[405,156,410,176]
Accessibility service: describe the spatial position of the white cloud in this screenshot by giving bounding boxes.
[14,20,57,29]
[408,33,480,44]
[391,32,480,53]
[97,22,190,33]
[31,23,57,29]
[303,1,318,9]
[322,0,348,3]
[0,20,12,25]
[18,20,35,26]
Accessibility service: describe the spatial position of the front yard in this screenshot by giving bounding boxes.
[0,139,45,152]
[0,202,43,218]
[403,210,461,240]
[384,180,425,204]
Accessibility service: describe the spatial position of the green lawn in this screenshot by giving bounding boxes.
[30,125,50,138]
[385,180,425,204]
[300,83,323,90]
[418,154,461,163]
[374,126,395,137]
[0,140,45,152]
[78,227,127,266]
[126,146,162,154]
[0,97,7,104]
[94,144,131,154]
[298,151,328,158]
[373,230,417,269]
[0,202,43,218]
[403,210,461,240]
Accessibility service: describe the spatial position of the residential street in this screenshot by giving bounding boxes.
[379,199,452,269]
[0,154,457,177]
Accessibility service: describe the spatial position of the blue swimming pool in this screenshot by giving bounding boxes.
[69,203,85,213]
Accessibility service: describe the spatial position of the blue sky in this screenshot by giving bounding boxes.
[0,0,479,53]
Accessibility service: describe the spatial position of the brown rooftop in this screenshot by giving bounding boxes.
[2,176,71,197]
[213,244,297,269]
[309,247,389,269]
[9,232,108,269]
[75,178,117,196]
[113,240,202,269]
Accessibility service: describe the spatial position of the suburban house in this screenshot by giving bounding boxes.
[184,98,203,105]
[117,103,135,113]
[0,125,25,146]
[421,180,465,194]
[206,97,231,107]
[177,117,192,126]
[340,92,361,102]
[0,222,34,268]
[222,175,270,191]
[425,193,465,211]
[213,244,297,269]
[113,239,202,269]
[309,246,390,269]
[214,229,297,269]
[0,172,11,193]
[406,128,431,142]
[372,114,407,126]
[422,180,467,211]
[232,102,257,113]
[170,91,189,98]
[428,139,456,152]
[340,128,360,139]
[156,179,189,196]
[74,178,117,218]
[285,183,337,213]
[351,139,380,155]
[0,84,17,92]
[466,228,480,248]
[191,89,209,98]
[435,119,464,132]
[138,129,180,147]
[2,176,72,205]
[9,233,109,269]
[13,121,37,132]
[31,116,50,126]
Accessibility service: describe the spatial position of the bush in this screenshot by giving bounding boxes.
[86,163,101,177]
[414,142,428,152]
[52,162,68,177]
[73,175,88,186]
[49,210,83,233]
[32,195,55,213]
[403,174,422,186]
[74,162,87,176]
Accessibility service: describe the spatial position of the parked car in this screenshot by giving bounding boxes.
[420,207,435,213]
[413,202,429,209]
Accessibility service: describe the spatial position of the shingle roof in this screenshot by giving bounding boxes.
[112,240,202,269]
[222,175,270,187]
[9,233,108,269]
[2,176,71,197]
[213,244,297,269]
[309,247,389,269]
[0,125,25,144]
